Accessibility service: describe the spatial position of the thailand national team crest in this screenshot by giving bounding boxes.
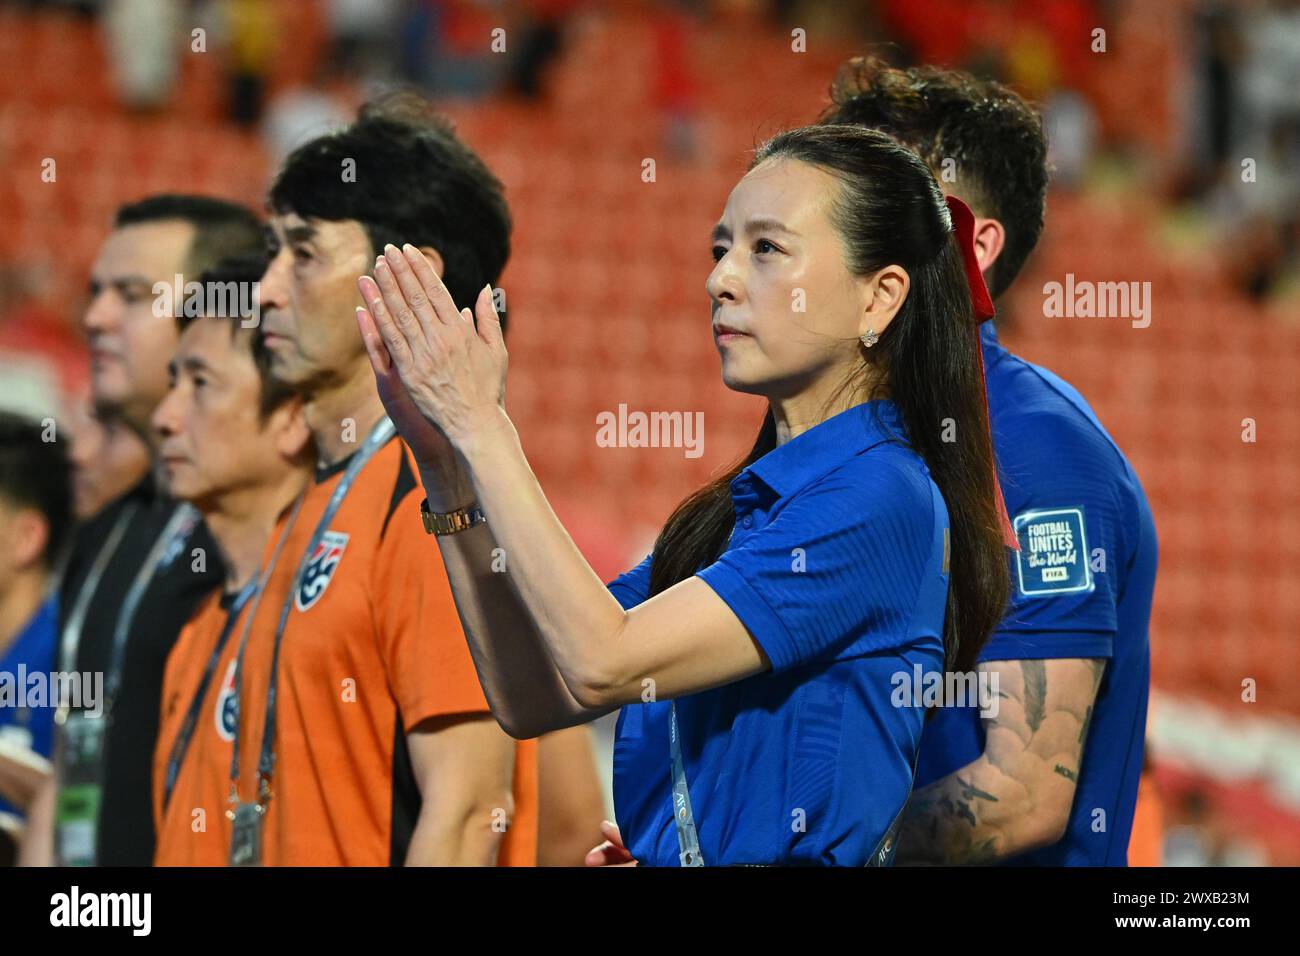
[214,659,237,742]
[296,530,350,611]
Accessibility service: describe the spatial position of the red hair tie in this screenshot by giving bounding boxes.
[944,194,1018,550]
[944,195,996,321]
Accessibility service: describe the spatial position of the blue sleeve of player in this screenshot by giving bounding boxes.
[607,552,653,610]
[983,410,1128,662]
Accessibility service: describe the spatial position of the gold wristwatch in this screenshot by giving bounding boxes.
[419,498,487,536]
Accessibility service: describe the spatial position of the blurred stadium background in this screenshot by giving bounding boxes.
[0,0,1297,864]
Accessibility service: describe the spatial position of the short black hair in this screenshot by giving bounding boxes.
[0,412,73,570]
[268,91,512,328]
[114,195,265,280]
[820,56,1049,299]
[179,254,296,422]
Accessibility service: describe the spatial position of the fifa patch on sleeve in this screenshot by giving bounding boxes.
[1012,507,1093,597]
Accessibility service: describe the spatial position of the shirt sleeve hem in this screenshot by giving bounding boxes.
[607,582,644,611]
[399,703,494,735]
[977,630,1115,662]
[695,560,795,672]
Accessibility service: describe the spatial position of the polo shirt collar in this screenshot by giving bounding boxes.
[979,320,1010,377]
[743,398,906,498]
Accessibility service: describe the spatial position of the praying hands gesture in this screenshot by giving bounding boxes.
[350,241,768,744]
[355,243,510,504]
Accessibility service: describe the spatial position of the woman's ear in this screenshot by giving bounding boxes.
[859,264,911,340]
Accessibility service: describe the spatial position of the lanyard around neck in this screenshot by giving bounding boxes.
[227,417,396,805]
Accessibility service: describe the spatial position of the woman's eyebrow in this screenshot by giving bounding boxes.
[711,218,799,243]
[743,217,798,237]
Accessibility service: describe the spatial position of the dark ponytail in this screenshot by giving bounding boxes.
[649,124,1009,674]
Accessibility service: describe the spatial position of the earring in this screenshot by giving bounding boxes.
[860,328,879,348]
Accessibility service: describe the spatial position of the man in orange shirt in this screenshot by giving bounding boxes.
[234,93,537,865]
[151,256,312,865]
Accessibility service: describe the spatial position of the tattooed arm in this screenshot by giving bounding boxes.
[895,657,1105,864]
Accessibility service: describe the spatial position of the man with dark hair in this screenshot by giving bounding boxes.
[0,413,72,864]
[821,57,1156,866]
[150,260,313,865]
[47,195,266,867]
[89,196,266,444]
[821,57,1049,301]
[265,94,512,324]
[201,94,537,865]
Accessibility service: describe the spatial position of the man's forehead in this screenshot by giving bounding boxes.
[269,211,367,246]
[268,210,312,234]
[94,219,195,277]
[178,314,251,363]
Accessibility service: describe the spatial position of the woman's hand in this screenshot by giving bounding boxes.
[585,820,637,867]
[355,243,509,459]
[356,293,473,510]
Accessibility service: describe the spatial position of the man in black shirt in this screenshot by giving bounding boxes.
[48,196,265,866]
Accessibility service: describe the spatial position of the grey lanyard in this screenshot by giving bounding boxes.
[161,580,256,812]
[669,701,705,866]
[865,748,920,867]
[103,503,198,718]
[228,417,395,805]
[665,522,745,868]
[57,501,140,681]
[217,491,304,804]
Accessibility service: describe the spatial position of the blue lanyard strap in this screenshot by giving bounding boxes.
[669,701,705,866]
[228,417,396,805]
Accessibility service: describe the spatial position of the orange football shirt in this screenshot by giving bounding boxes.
[154,590,242,865]
[154,435,537,865]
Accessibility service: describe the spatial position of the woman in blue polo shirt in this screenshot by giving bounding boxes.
[355,124,1013,866]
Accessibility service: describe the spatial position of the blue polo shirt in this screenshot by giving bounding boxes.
[607,399,949,866]
[0,595,59,818]
[913,323,1156,865]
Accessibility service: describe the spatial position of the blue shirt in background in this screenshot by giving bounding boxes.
[0,594,59,819]
[914,323,1156,865]
[607,399,949,866]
